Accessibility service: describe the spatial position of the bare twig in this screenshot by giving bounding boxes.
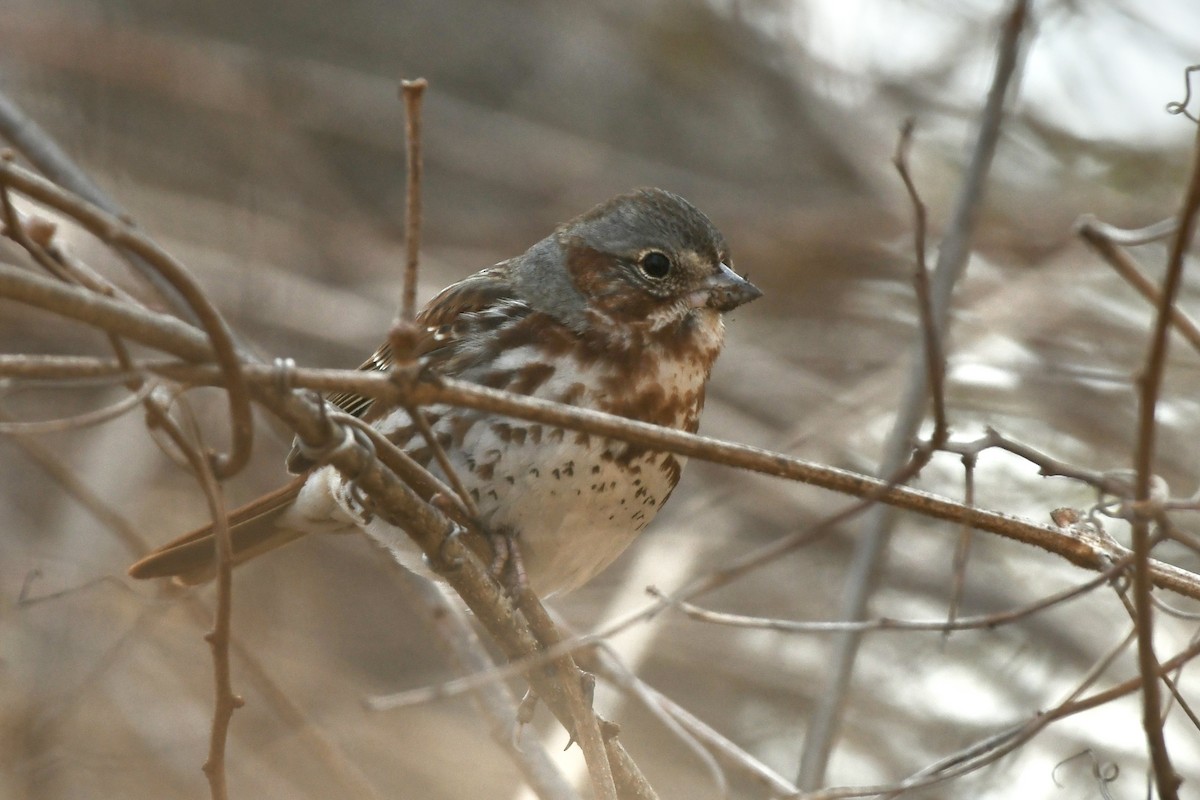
[1077,217,1200,355]
[589,646,729,799]
[1111,584,1200,739]
[150,404,240,799]
[332,410,476,526]
[0,379,153,434]
[0,90,201,322]
[805,625,1198,800]
[892,118,947,442]
[399,78,427,323]
[588,656,800,798]
[650,554,1128,635]
[4,338,1200,602]
[936,427,1136,498]
[1128,113,1200,800]
[405,403,482,520]
[389,562,581,800]
[946,450,976,629]
[0,157,254,478]
[512,586,620,800]
[799,1,1031,787]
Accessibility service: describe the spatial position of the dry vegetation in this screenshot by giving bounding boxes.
[3,1,1200,799]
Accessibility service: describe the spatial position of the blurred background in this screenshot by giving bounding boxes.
[3,0,1200,797]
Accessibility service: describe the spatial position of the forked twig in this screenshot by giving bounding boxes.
[892,118,947,442]
[800,1,1031,787]
[0,157,254,479]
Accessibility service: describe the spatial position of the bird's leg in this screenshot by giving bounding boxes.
[488,524,528,594]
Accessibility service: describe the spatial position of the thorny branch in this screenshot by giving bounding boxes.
[177,424,240,800]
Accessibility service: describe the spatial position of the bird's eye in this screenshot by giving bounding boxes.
[638,251,672,280]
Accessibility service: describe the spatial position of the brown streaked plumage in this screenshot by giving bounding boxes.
[129,188,761,595]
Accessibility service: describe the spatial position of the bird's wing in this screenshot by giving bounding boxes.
[285,263,521,472]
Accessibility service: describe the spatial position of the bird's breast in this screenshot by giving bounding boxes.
[321,314,720,594]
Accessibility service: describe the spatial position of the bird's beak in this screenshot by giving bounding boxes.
[691,262,762,312]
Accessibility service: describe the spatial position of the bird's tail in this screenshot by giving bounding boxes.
[128,475,309,585]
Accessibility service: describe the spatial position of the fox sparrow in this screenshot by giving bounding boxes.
[129,188,761,595]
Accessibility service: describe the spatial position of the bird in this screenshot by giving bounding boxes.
[128,188,761,596]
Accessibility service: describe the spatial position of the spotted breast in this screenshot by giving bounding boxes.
[127,188,760,596]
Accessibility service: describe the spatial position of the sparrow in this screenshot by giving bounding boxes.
[128,188,761,596]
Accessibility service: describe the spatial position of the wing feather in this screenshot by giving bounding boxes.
[286,263,521,472]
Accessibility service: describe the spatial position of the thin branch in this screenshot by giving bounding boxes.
[1077,217,1200,355]
[589,657,800,798]
[1112,582,1200,740]
[805,625,1196,800]
[936,427,1136,498]
[512,587,619,800]
[399,78,427,323]
[332,410,477,528]
[405,403,482,520]
[389,561,581,800]
[946,450,976,629]
[1078,215,1179,246]
[3,341,1200,601]
[649,554,1127,635]
[589,646,729,799]
[0,379,153,434]
[152,403,240,799]
[0,90,201,322]
[800,0,1031,787]
[1128,114,1200,800]
[892,118,947,441]
[0,157,254,478]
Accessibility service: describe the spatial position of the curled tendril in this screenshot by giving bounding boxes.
[1166,65,1200,123]
[1052,749,1118,800]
